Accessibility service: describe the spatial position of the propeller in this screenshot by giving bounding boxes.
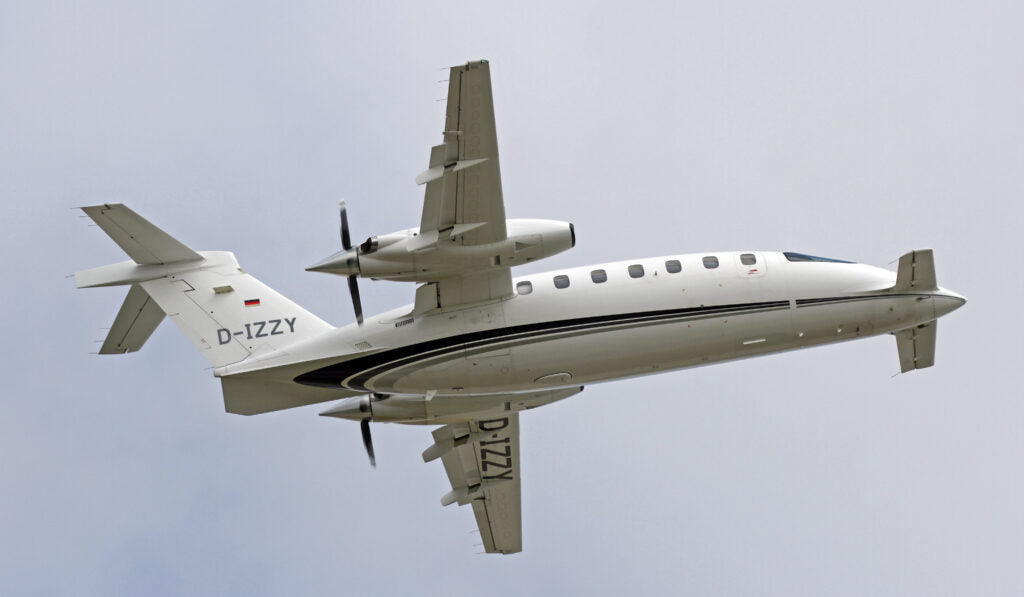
[306,200,365,325]
[338,200,364,326]
[319,392,391,468]
[359,392,389,467]
[360,418,376,467]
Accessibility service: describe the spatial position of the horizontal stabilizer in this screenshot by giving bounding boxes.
[99,284,166,354]
[895,322,937,373]
[78,204,334,370]
[82,204,202,265]
[893,249,937,293]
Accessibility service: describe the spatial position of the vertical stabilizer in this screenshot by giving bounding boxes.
[77,204,334,368]
[137,254,333,367]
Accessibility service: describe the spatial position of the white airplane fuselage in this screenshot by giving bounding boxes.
[74,59,968,554]
[284,251,964,416]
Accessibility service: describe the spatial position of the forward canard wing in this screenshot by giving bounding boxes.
[424,413,522,554]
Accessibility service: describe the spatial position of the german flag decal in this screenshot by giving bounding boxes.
[244,299,261,307]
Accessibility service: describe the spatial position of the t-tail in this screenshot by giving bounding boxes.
[75,203,335,376]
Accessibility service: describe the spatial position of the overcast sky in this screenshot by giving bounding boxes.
[2,1,1021,595]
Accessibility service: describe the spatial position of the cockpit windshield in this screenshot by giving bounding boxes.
[783,252,854,264]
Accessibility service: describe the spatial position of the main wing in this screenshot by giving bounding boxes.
[307,61,577,311]
[418,60,507,246]
[423,413,522,554]
[416,60,512,308]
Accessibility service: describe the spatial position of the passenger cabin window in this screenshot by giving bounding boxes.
[516,281,533,295]
[702,256,719,269]
[553,275,570,289]
[665,260,682,273]
[628,264,645,278]
[591,269,608,283]
[740,253,757,265]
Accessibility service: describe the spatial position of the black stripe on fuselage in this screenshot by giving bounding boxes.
[294,299,790,390]
[795,293,928,307]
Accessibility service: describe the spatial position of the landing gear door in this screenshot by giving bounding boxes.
[735,252,766,277]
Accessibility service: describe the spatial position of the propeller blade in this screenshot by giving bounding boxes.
[339,199,352,251]
[360,418,376,467]
[347,275,364,326]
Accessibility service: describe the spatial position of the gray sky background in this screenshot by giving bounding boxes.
[2,1,1021,595]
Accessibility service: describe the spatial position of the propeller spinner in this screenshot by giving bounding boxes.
[306,200,364,326]
[320,393,390,468]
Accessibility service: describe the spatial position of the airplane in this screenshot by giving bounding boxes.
[75,60,965,554]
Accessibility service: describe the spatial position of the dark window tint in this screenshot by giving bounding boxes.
[591,269,608,283]
[665,260,682,273]
[702,256,719,269]
[783,252,853,264]
[516,281,533,295]
[740,253,757,265]
[553,275,570,289]
[628,264,645,278]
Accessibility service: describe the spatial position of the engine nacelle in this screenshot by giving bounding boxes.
[309,219,575,283]
[320,387,584,425]
[505,219,576,265]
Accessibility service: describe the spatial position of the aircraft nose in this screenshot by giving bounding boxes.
[933,287,967,318]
